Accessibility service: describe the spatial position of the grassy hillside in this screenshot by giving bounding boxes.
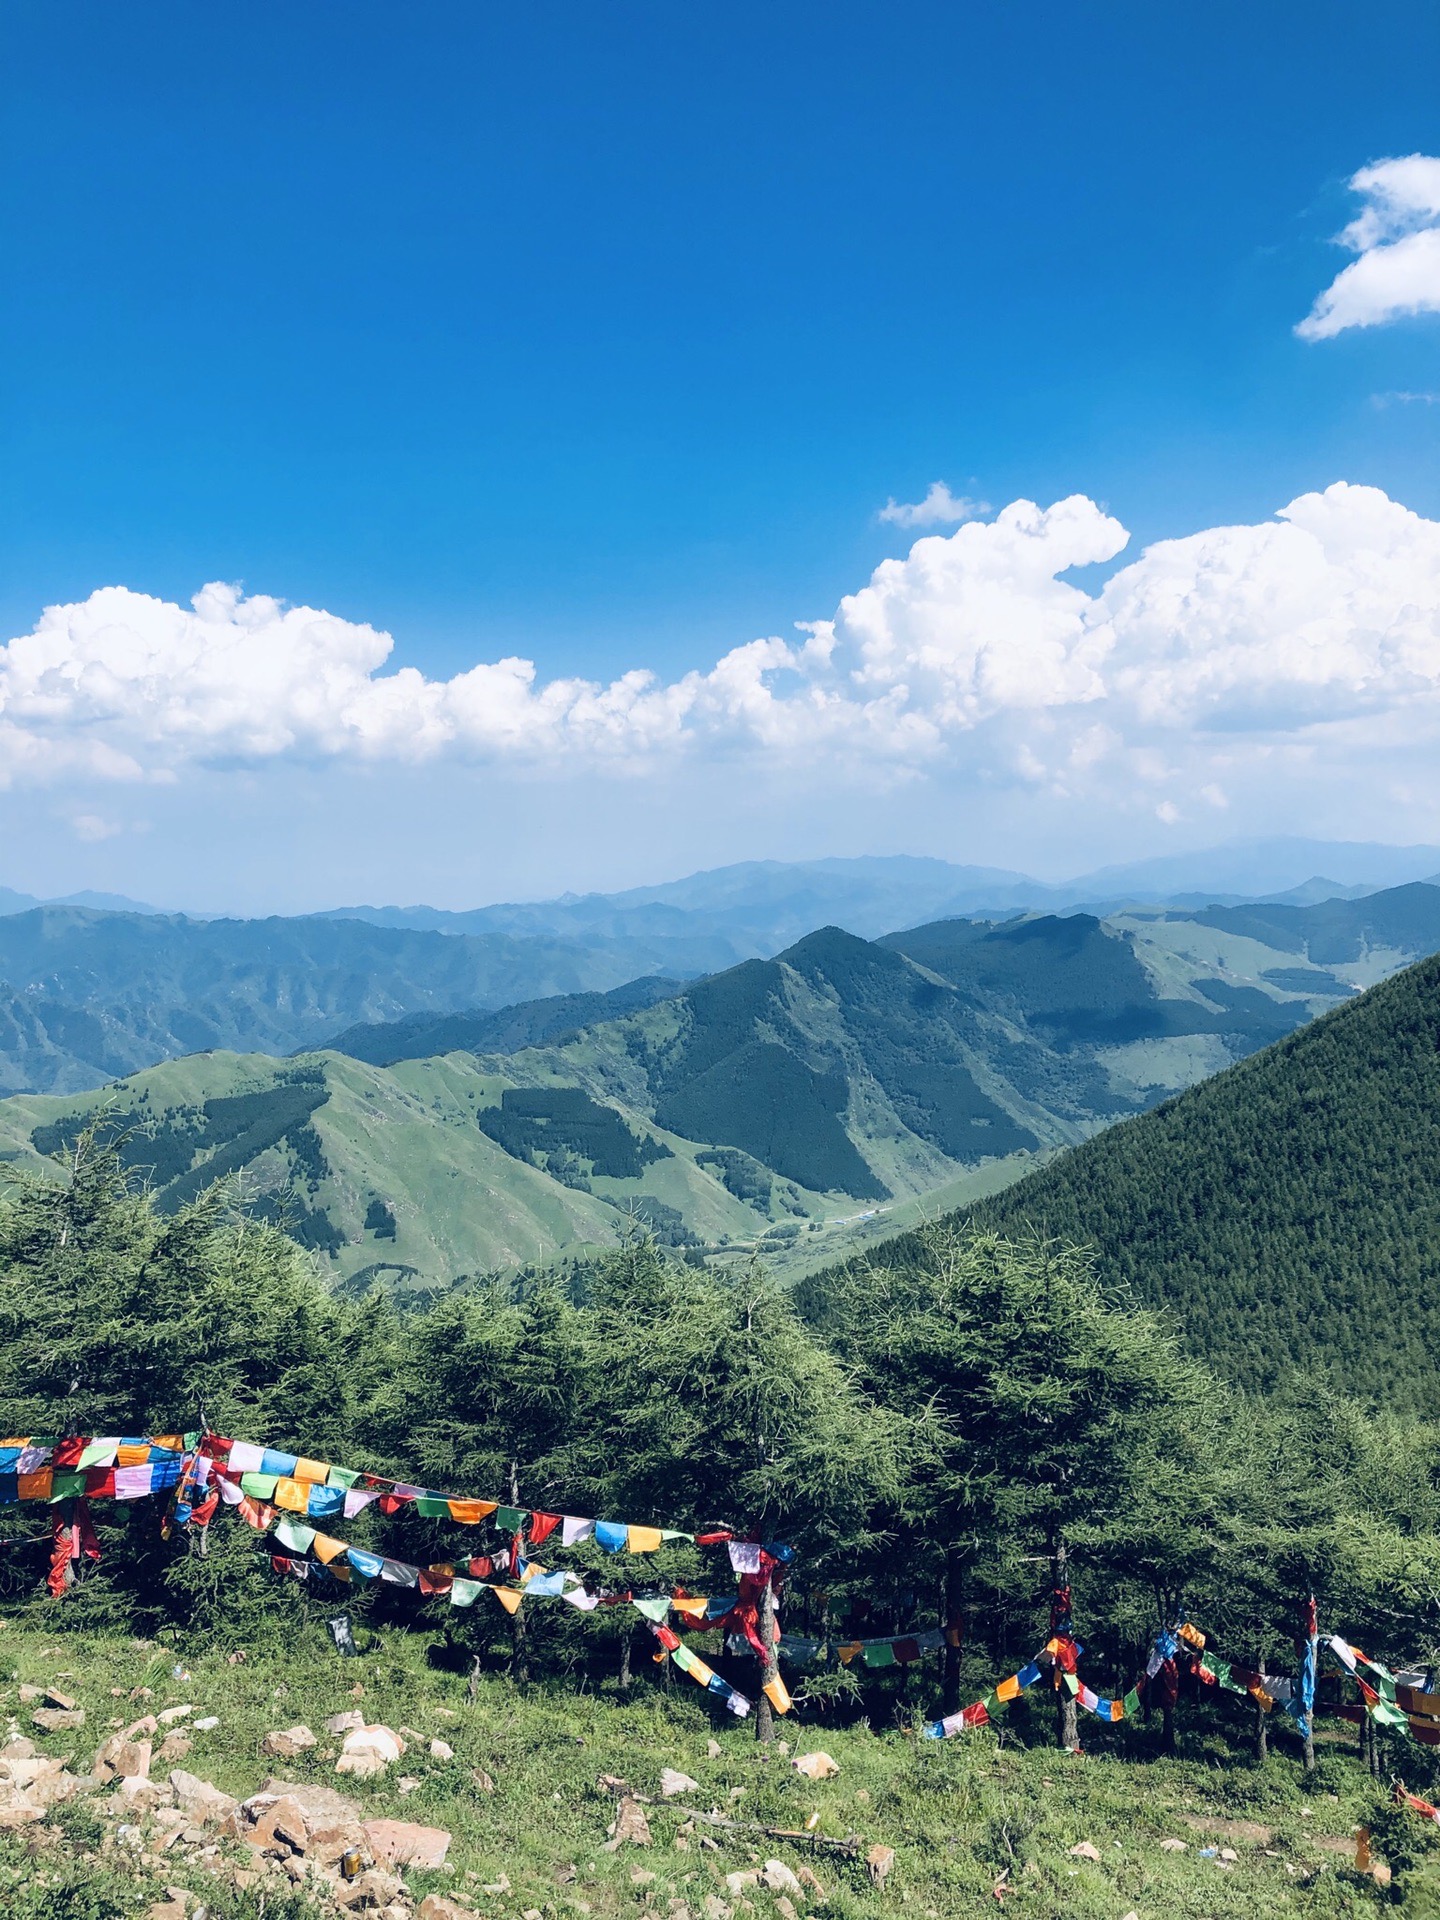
[0,1048,794,1292]
[0,1619,1402,1920]
[964,950,1440,1411]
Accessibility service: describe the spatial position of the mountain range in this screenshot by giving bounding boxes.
[7,880,1440,1294]
[6,849,1440,1098]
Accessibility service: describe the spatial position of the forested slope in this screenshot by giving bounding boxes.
[963,951,1440,1410]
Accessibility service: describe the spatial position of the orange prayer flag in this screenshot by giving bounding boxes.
[18,1470,53,1501]
[311,1531,350,1564]
[447,1499,498,1525]
[626,1525,663,1553]
[293,1457,330,1484]
[995,1675,1021,1703]
[492,1586,524,1614]
[273,1479,308,1513]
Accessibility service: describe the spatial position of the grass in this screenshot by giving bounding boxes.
[2,1612,1429,1919]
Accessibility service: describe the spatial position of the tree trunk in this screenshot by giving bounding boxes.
[507,1461,528,1685]
[618,1630,633,1693]
[755,1574,778,1744]
[941,1547,963,1717]
[1051,1537,1078,1752]
[1254,1696,1268,1761]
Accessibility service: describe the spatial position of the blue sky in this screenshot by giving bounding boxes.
[2,2,1439,910]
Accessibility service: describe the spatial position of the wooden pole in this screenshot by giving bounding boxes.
[941,1547,963,1718]
[1052,1538,1078,1752]
[755,1573,778,1744]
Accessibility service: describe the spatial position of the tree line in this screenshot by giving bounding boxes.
[2,1131,1439,1761]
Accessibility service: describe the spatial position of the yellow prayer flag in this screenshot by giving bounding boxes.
[292,1457,330,1484]
[671,1595,709,1618]
[273,1479,308,1513]
[763,1675,793,1714]
[311,1531,350,1564]
[17,1470,52,1502]
[687,1654,718,1687]
[492,1586,524,1614]
[626,1525,664,1553]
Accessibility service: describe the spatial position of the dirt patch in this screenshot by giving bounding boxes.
[1182,1815,1273,1846]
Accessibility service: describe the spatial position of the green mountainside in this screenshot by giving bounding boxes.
[0,1047,798,1295]
[325,974,683,1065]
[956,950,1440,1412]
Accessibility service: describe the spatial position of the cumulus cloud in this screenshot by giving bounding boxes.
[877,481,989,527]
[1298,155,1440,339]
[7,482,1440,836]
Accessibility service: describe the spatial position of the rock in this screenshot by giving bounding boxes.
[1219,1847,1238,1862]
[661,1767,700,1797]
[32,1707,85,1733]
[1120,1912,1140,1920]
[418,1899,483,1920]
[791,1751,840,1781]
[428,1738,454,1761]
[115,1740,153,1780]
[0,1800,45,1829]
[631,1868,656,1885]
[469,1767,495,1793]
[43,1688,78,1711]
[336,1725,405,1778]
[702,1899,730,1920]
[116,1774,171,1814]
[157,1733,192,1764]
[145,1902,187,1920]
[866,1844,896,1888]
[724,1871,759,1895]
[397,1776,422,1795]
[363,1819,452,1869]
[775,1900,798,1920]
[169,1769,239,1828]
[262,1725,318,1758]
[762,1861,802,1895]
[123,1714,159,1741]
[157,1706,193,1726]
[252,1792,313,1855]
[1,1738,37,1761]
[481,1875,511,1895]
[17,1686,42,1704]
[1159,1838,1187,1852]
[325,1712,367,1735]
[334,1868,405,1910]
[706,1740,722,1759]
[1068,1842,1101,1863]
[192,1717,219,1732]
[603,1796,653,1850]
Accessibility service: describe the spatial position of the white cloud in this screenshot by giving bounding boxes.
[1298,155,1440,339]
[877,481,989,527]
[8,481,1440,843]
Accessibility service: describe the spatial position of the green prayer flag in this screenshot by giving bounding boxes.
[325,1465,361,1491]
[48,1470,86,1501]
[865,1642,898,1668]
[240,1472,279,1500]
[632,1594,671,1622]
[497,1507,525,1533]
[77,1441,113,1469]
[415,1497,452,1519]
[1121,1687,1142,1717]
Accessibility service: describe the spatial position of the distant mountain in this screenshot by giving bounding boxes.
[318,841,1440,956]
[0,908,678,1094]
[0,886,161,916]
[325,975,685,1067]
[964,949,1440,1415]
